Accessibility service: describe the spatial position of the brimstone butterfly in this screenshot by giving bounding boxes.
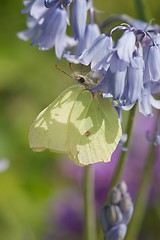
[29,84,122,165]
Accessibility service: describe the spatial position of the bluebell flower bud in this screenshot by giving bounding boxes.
[117,181,128,195]
[104,224,127,240]
[101,205,123,232]
[118,134,128,152]
[107,205,123,227]
[109,187,121,205]
[101,181,133,240]
[119,193,133,224]
[101,205,110,232]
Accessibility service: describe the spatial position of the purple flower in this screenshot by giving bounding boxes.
[91,46,144,106]
[144,35,160,82]
[64,23,100,63]
[106,224,127,240]
[18,0,82,58]
[27,0,47,20]
[122,49,144,104]
[79,33,113,71]
[138,82,160,116]
[79,24,160,116]
[18,1,70,59]
[115,29,136,63]
[33,7,67,53]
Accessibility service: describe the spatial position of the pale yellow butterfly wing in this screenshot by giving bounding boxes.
[68,90,122,165]
[29,85,84,153]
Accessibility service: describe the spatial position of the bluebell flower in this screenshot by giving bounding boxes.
[115,29,136,63]
[144,34,160,82]
[105,224,127,240]
[122,49,144,104]
[26,0,47,20]
[18,0,90,58]
[78,23,160,116]
[32,7,68,55]
[64,23,100,63]
[138,82,160,116]
[18,1,71,59]
[18,17,39,41]
[91,46,144,105]
[79,26,136,72]
[79,33,113,71]
[19,1,160,117]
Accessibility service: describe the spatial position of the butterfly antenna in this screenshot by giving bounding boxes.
[55,64,73,79]
[86,70,93,78]
[69,62,77,78]
[80,64,83,75]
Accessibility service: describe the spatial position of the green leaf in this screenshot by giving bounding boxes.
[29,85,122,165]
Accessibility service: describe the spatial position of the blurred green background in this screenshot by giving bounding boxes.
[0,0,160,239]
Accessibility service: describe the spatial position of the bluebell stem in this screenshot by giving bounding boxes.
[101,181,133,240]
[146,117,160,145]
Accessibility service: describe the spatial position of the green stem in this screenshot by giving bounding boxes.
[125,143,157,240]
[83,165,97,240]
[134,0,147,21]
[107,105,137,197]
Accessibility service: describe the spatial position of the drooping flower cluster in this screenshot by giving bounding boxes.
[101,181,133,240]
[77,24,160,116]
[18,0,96,59]
[18,0,160,116]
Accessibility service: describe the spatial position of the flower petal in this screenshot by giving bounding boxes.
[30,0,47,20]
[148,44,160,81]
[71,0,87,40]
[116,30,136,62]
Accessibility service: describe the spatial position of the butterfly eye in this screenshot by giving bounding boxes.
[77,76,85,84]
